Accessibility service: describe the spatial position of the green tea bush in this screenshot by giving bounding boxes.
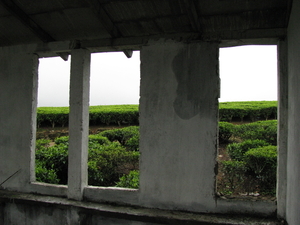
[116,170,139,189]
[219,101,277,122]
[244,145,277,194]
[234,120,277,145]
[37,105,139,128]
[37,107,69,128]
[219,122,235,143]
[124,135,139,151]
[54,135,110,146]
[260,106,277,120]
[100,126,139,146]
[54,136,69,145]
[89,105,139,126]
[88,142,140,186]
[227,139,269,161]
[88,135,111,146]
[36,139,51,149]
[35,161,60,184]
[35,143,68,184]
[36,102,277,127]
[36,134,139,186]
[220,160,247,194]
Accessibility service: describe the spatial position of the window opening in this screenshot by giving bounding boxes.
[88,51,140,188]
[36,56,71,185]
[217,45,278,200]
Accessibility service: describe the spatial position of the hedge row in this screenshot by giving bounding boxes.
[37,105,139,128]
[36,121,278,192]
[219,120,277,144]
[219,101,277,122]
[218,120,278,196]
[37,101,277,128]
[36,126,140,186]
[220,145,277,196]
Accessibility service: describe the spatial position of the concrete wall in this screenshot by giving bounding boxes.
[139,40,219,212]
[0,190,281,225]
[277,39,288,220]
[0,39,280,223]
[1,202,158,225]
[0,45,38,191]
[286,0,300,224]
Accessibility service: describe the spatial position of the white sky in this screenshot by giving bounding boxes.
[37,45,277,107]
[219,45,277,102]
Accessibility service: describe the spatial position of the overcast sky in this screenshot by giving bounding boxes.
[37,45,277,107]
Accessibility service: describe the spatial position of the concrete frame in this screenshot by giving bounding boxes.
[0,39,277,213]
[2,3,300,219]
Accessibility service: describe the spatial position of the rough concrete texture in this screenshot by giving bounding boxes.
[276,39,288,220]
[139,40,219,212]
[0,40,279,221]
[0,45,38,191]
[68,49,91,201]
[286,0,300,224]
[0,190,282,225]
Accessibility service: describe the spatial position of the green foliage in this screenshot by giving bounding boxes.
[35,139,51,149]
[37,107,69,128]
[227,139,269,161]
[35,101,279,196]
[124,134,139,151]
[88,135,111,146]
[36,132,139,186]
[87,105,139,126]
[220,160,247,194]
[36,102,277,128]
[244,145,277,194]
[35,143,68,184]
[219,101,277,122]
[219,122,235,143]
[35,161,60,184]
[88,142,139,186]
[219,118,278,196]
[54,136,69,145]
[37,105,139,128]
[116,170,139,189]
[100,126,139,147]
[234,120,277,145]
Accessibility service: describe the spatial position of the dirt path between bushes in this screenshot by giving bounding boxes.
[36,125,125,140]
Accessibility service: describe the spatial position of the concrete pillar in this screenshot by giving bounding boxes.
[68,49,91,200]
[139,40,219,212]
[287,0,300,223]
[0,45,38,190]
[277,40,288,220]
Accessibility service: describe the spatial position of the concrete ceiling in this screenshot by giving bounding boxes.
[0,0,292,48]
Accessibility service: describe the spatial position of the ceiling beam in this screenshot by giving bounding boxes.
[0,0,55,43]
[0,0,69,60]
[86,0,133,58]
[179,0,201,32]
[86,0,120,37]
[285,0,293,26]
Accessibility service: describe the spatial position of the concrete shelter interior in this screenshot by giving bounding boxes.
[0,0,299,224]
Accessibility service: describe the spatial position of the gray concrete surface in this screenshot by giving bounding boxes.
[286,0,300,223]
[139,40,219,212]
[0,190,281,225]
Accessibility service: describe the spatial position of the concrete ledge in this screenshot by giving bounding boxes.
[0,190,283,225]
[84,185,139,205]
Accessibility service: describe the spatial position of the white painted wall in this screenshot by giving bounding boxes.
[139,40,219,212]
